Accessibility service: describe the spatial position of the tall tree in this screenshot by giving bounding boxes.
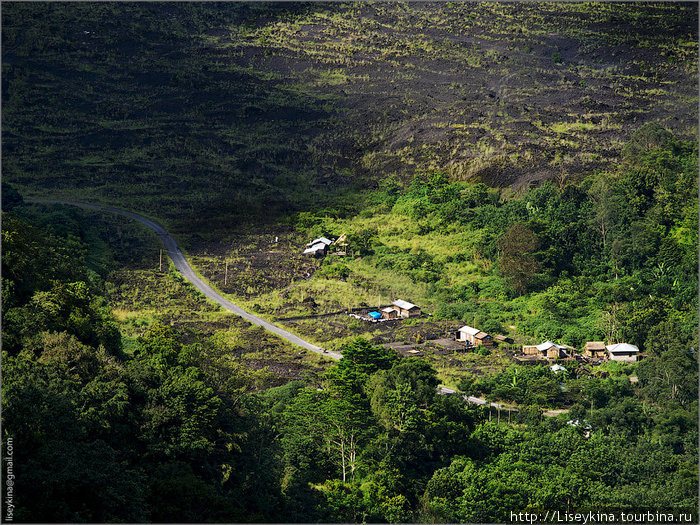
[497,222,540,295]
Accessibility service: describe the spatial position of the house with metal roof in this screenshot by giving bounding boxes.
[536,340,568,359]
[303,242,329,257]
[457,325,494,346]
[606,342,640,362]
[392,299,421,318]
[307,237,333,247]
[381,306,399,319]
[303,236,334,257]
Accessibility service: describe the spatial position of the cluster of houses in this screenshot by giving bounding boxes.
[303,235,348,257]
[520,339,641,362]
[455,325,641,363]
[360,299,422,322]
[456,325,513,347]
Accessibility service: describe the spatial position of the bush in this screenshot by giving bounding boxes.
[317,263,351,280]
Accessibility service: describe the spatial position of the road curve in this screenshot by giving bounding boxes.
[27,199,343,361]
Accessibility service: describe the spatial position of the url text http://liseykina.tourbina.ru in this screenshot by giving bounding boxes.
[509,510,696,524]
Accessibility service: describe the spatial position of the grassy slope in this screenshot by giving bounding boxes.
[3,2,697,230]
[3,3,697,385]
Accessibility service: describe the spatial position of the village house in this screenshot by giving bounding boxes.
[457,326,494,347]
[303,237,333,257]
[392,299,421,318]
[606,342,640,362]
[583,341,607,359]
[381,306,399,319]
[522,344,541,356]
[536,340,568,359]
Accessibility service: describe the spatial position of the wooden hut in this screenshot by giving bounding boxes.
[536,341,568,359]
[522,345,540,356]
[333,233,349,256]
[583,341,607,359]
[381,306,399,319]
[494,334,514,344]
[457,326,494,347]
[392,299,421,318]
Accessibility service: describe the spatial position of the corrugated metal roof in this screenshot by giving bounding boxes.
[307,237,332,247]
[536,340,565,351]
[459,326,480,336]
[475,331,490,339]
[393,299,418,310]
[303,242,327,254]
[606,343,639,353]
[381,307,398,313]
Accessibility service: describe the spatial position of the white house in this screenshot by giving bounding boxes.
[303,237,333,257]
[606,343,640,362]
[457,326,494,346]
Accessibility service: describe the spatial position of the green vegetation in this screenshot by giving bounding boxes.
[291,124,697,353]
[2,2,698,523]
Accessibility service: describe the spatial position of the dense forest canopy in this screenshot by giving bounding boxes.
[1,1,698,523]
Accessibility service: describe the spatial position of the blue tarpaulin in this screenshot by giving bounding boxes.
[368,311,382,320]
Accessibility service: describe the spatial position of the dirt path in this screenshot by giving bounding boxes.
[438,386,570,417]
[27,199,343,361]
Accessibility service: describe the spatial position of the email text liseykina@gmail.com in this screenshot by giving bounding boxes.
[5,438,15,522]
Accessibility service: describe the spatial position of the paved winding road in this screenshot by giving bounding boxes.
[27,199,343,360]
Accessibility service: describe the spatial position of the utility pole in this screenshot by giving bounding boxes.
[159,249,163,271]
[224,260,228,286]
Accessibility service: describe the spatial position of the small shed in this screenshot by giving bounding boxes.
[457,326,480,343]
[381,306,399,319]
[550,364,567,374]
[606,343,640,362]
[584,341,607,359]
[494,334,514,344]
[333,233,349,256]
[368,311,382,320]
[392,299,421,318]
[536,341,568,359]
